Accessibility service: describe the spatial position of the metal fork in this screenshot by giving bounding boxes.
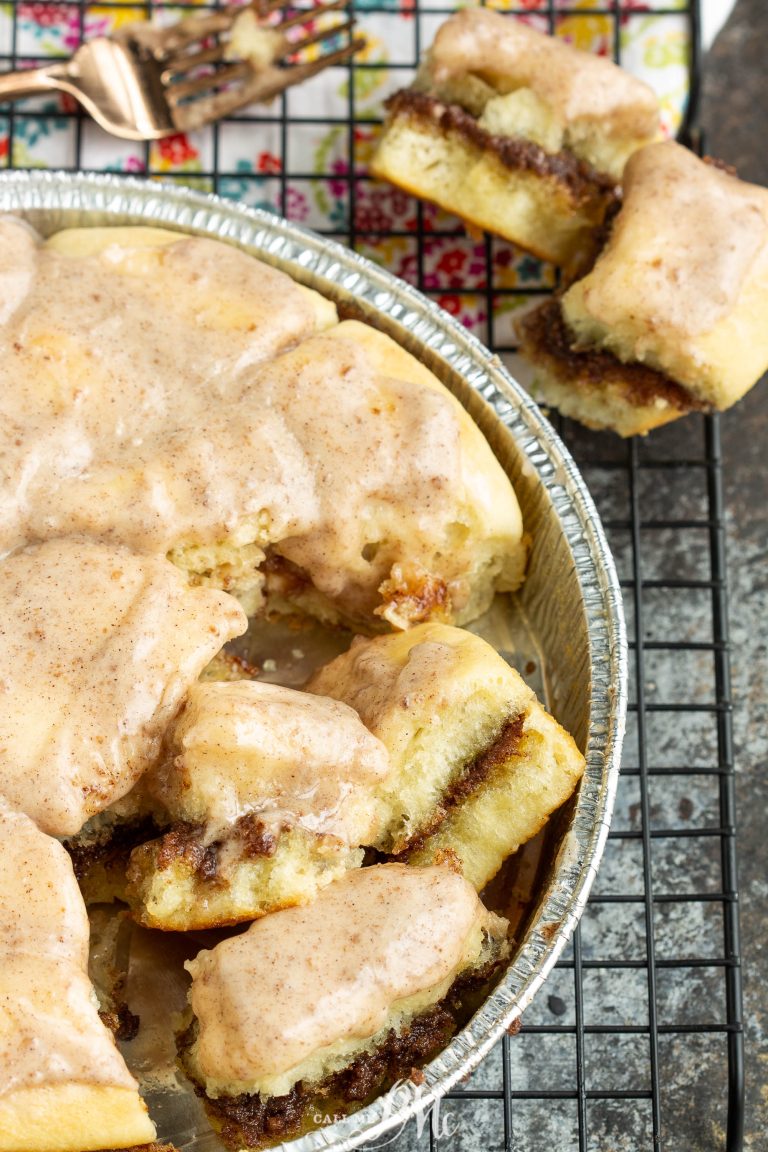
[0,1,364,141]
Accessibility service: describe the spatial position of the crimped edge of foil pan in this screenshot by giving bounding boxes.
[0,169,628,1152]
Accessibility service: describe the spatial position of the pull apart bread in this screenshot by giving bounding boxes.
[371,7,660,269]
[308,622,585,890]
[517,142,768,435]
[126,680,392,930]
[0,537,245,838]
[126,623,584,929]
[0,802,155,1152]
[179,863,509,1147]
[0,219,526,629]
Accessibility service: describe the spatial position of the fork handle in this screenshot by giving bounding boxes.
[0,64,68,101]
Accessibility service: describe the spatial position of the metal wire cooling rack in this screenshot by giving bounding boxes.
[0,0,744,1148]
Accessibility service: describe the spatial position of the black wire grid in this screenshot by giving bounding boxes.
[0,0,744,1149]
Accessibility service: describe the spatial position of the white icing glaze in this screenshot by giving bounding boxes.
[0,537,246,836]
[0,960,138,1098]
[0,805,138,1098]
[311,636,464,771]
[308,623,533,771]
[0,220,326,556]
[187,863,491,1084]
[0,222,524,624]
[429,8,658,137]
[565,141,768,339]
[0,803,89,966]
[153,680,392,843]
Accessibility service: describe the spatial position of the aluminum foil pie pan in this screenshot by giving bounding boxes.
[0,170,628,1152]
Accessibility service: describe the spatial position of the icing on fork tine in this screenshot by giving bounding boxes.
[0,1,364,141]
[165,3,365,132]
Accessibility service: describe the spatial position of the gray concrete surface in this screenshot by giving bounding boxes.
[703,0,768,1144]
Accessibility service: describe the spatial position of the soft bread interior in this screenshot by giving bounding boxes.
[308,623,535,852]
[326,320,525,601]
[371,113,604,270]
[127,827,364,932]
[126,678,390,929]
[408,697,585,890]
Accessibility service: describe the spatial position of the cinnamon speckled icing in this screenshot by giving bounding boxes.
[153,679,392,843]
[0,219,332,557]
[186,864,505,1090]
[565,141,768,338]
[0,221,525,626]
[0,537,246,837]
[0,802,139,1096]
[428,7,659,137]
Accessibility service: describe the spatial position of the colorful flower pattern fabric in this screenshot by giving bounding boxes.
[0,1,718,348]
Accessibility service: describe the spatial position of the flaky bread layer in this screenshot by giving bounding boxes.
[167,538,267,611]
[515,299,701,437]
[126,825,363,931]
[0,1084,156,1152]
[524,360,685,438]
[182,913,507,1101]
[413,68,657,182]
[323,322,526,621]
[378,697,522,854]
[407,698,585,891]
[371,109,607,270]
[307,623,536,853]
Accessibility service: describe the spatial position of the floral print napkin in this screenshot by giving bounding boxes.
[0,1,733,348]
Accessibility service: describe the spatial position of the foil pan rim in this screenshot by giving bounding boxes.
[0,169,628,1152]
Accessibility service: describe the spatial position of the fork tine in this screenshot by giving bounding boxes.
[162,41,230,78]
[174,35,362,130]
[258,35,364,95]
[281,18,356,57]
[250,0,294,18]
[134,11,238,59]
[166,60,254,106]
[289,34,365,72]
[172,78,261,132]
[277,0,352,33]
